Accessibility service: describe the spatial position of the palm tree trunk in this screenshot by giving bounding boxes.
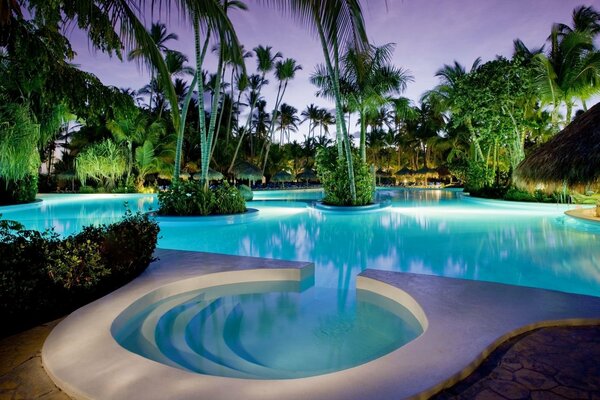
[173,73,198,180]
[228,75,265,174]
[261,81,285,174]
[193,16,210,190]
[203,38,225,188]
[359,109,367,162]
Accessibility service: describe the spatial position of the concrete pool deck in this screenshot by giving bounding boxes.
[41,249,600,400]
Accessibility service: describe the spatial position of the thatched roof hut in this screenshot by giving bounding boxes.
[514,102,600,191]
[376,169,392,177]
[296,168,317,181]
[395,167,415,176]
[232,161,263,181]
[192,169,224,181]
[271,170,294,182]
[415,167,438,176]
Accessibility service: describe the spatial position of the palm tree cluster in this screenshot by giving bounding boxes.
[1,2,598,204]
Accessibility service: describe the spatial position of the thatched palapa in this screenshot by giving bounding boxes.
[514,102,600,191]
[192,169,224,181]
[232,161,263,181]
[271,170,294,182]
[296,168,317,181]
[395,167,415,176]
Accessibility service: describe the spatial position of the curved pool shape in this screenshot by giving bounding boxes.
[2,189,599,298]
[112,280,422,379]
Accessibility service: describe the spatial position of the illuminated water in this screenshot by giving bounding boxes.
[2,190,599,296]
[2,189,599,377]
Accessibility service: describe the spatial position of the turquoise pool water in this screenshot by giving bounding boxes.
[2,189,599,377]
[113,281,422,379]
[1,190,599,296]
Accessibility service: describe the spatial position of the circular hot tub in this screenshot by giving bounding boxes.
[112,278,423,379]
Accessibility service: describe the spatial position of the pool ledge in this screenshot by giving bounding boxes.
[565,207,600,224]
[357,270,600,399]
[43,251,600,400]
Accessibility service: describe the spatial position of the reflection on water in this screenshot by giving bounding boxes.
[0,194,157,235]
[1,191,599,297]
[158,191,600,297]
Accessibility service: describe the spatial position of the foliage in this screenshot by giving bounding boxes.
[0,175,38,205]
[213,181,246,215]
[75,139,127,190]
[469,186,560,203]
[316,146,374,206]
[158,180,214,216]
[158,181,247,216]
[0,211,159,336]
[504,188,559,203]
[0,101,40,182]
[464,160,493,192]
[238,184,253,201]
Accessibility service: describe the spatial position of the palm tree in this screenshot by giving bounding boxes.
[533,5,600,125]
[261,57,302,173]
[276,103,300,144]
[301,103,320,138]
[263,0,369,203]
[128,22,178,111]
[315,107,335,140]
[228,45,281,173]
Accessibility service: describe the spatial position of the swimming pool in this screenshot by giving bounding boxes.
[2,189,599,297]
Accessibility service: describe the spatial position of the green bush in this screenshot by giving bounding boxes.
[0,211,159,336]
[158,180,247,216]
[316,147,374,206]
[0,174,38,205]
[238,184,253,201]
[79,185,96,194]
[504,187,557,203]
[213,182,246,215]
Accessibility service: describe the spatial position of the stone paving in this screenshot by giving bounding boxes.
[434,325,600,399]
[0,319,69,400]
[1,322,599,399]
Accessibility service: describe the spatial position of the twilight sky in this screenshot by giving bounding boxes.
[70,0,596,139]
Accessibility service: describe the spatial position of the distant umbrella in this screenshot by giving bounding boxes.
[272,170,294,182]
[395,167,415,176]
[192,169,224,181]
[515,102,600,190]
[232,161,263,181]
[296,168,317,181]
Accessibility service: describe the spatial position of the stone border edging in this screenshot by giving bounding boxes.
[42,251,600,400]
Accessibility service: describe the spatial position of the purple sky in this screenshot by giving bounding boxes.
[70,0,596,139]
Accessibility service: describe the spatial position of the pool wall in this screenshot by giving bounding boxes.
[43,249,600,400]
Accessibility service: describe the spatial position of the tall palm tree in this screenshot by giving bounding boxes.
[128,22,178,111]
[276,103,300,144]
[533,5,600,125]
[301,103,320,138]
[315,107,335,139]
[261,57,302,172]
[228,45,281,173]
[263,0,369,203]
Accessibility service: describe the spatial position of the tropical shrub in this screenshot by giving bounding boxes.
[316,147,374,206]
[238,184,253,201]
[158,181,246,216]
[76,139,127,191]
[0,211,159,336]
[213,182,246,215]
[0,174,38,205]
[503,187,557,203]
[0,101,41,205]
